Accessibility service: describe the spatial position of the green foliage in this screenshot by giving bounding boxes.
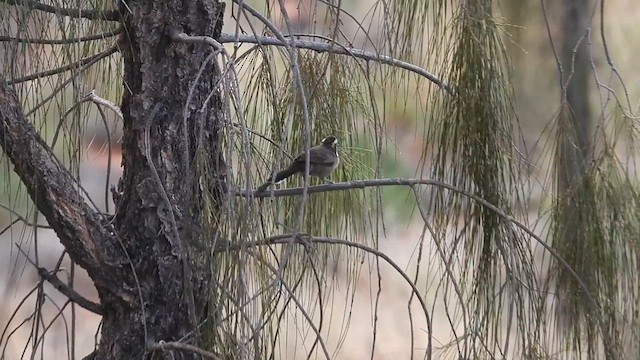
[547,105,640,358]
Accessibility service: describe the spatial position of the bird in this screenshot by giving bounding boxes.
[256,135,339,193]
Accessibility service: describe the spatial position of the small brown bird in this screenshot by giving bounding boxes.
[256,136,339,193]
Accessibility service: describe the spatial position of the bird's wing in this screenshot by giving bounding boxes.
[293,150,336,166]
[293,151,306,163]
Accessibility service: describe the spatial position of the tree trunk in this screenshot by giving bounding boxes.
[100,0,226,358]
[1,0,226,359]
[561,0,592,159]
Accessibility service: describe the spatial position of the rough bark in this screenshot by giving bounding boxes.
[101,0,226,358]
[0,0,226,359]
[0,78,125,301]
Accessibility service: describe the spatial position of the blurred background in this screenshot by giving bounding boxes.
[0,0,638,358]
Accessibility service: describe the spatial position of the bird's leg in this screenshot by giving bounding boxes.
[323,178,335,184]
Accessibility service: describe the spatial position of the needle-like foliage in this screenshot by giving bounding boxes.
[0,0,638,359]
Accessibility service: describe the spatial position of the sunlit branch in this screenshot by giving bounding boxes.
[8,45,118,85]
[4,0,120,21]
[218,33,453,94]
[0,27,123,45]
[83,90,123,120]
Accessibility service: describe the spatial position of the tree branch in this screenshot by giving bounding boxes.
[238,178,461,198]
[0,76,117,290]
[215,233,433,351]
[0,27,123,45]
[8,45,118,85]
[240,177,604,342]
[4,0,120,21]
[16,245,103,315]
[219,33,453,94]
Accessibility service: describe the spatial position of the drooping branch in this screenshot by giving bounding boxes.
[0,27,123,45]
[218,33,453,94]
[4,0,121,21]
[0,76,117,291]
[8,45,118,85]
[216,232,434,352]
[239,177,605,349]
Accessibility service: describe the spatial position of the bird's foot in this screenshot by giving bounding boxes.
[323,179,335,184]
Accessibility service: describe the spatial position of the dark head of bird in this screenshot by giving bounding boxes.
[321,136,338,149]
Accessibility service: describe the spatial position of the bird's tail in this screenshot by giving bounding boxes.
[256,166,298,193]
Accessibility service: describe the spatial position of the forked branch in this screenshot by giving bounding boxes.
[0,76,117,290]
[16,245,103,315]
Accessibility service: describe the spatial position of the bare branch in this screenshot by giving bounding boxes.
[0,202,51,229]
[8,45,118,85]
[3,0,120,21]
[16,245,103,315]
[218,33,453,94]
[244,177,606,347]
[241,178,468,197]
[223,233,433,344]
[0,76,117,290]
[167,26,225,50]
[0,27,122,45]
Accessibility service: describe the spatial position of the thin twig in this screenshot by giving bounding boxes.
[218,33,453,94]
[0,203,51,229]
[24,47,119,117]
[0,27,123,45]
[8,45,118,85]
[83,90,123,120]
[4,0,120,21]
[32,297,71,354]
[15,245,103,315]
[598,0,634,116]
[223,233,433,353]
[245,248,332,360]
[240,176,604,337]
[0,284,39,355]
